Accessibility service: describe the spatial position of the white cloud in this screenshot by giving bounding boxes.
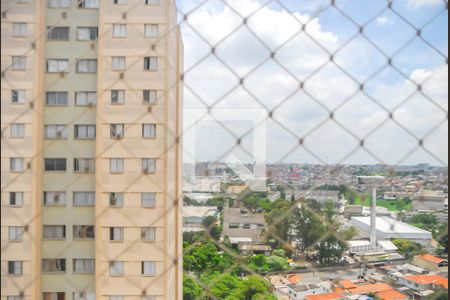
[407,0,444,8]
[376,16,394,26]
[180,0,448,165]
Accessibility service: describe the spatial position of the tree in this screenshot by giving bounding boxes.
[266,199,293,245]
[183,275,203,300]
[266,255,288,271]
[339,226,358,241]
[392,239,424,260]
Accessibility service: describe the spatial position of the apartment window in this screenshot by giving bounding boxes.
[74,125,96,139]
[145,0,160,4]
[111,57,126,71]
[46,92,68,106]
[47,27,69,40]
[142,297,156,300]
[47,59,69,73]
[8,261,22,275]
[12,23,27,37]
[144,24,159,38]
[12,56,26,71]
[43,292,65,300]
[144,57,158,71]
[109,227,123,241]
[9,227,24,241]
[111,90,125,104]
[11,90,26,104]
[42,259,66,273]
[110,297,123,300]
[77,27,98,40]
[73,293,95,300]
[73,192,95,206]
[10,158,24,172]
[43,225,65,239]
[10,124,25,138]
[78,0,99,8]
[74,158,95,173]
[44,158,66,171]
[76,59,97,73]
[142,158,156,174]
[45,125,67,139]
[17,0,30,3]
[143,90,157,104]
[43,192,66,206]
[142,124,156,139]
[114,0,127,4]
[73,225,95,239]
[142,261,156,276]
[109,193,124,207]
[110,158,124,173]
[112,24,127,38]
[109,261,124,276]
[110,124,124,139]
[6,296,23,300]
[141,193,156,208]
[141,227,156,242]
[48,0,70,8]
[9,192,24,206]
[75,91,96,106]
[73,259,94,273]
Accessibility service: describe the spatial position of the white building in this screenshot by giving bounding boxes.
[351,217,432,246]
[412,190,447,212]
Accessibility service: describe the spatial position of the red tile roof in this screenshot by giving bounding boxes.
[405,274,448,289]
[305,292,344,300]
[339,280,357,289]
[349,283,394,295]
[377,290,409,300]
[415,254,447,264]
[287,274,303,284]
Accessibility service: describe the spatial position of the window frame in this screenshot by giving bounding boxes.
[141,227,156,242]
[7,261,23,276]
[76,27,98,41]
[8,226,24,241]
[74,124,96,139]
[110,124,125,139]
[47,59,69,73]
[9,192,24,207]
[109,227,124,242]
[76,59,97,73]
[111,90,125,105]
[44,124,68,139]
[142,124,156,139]
[47,26,70,41]
[144,56,158,71]
[11,90,26,104]
[43,191,67,206]
[75,91,96,106]
[10,158,24,173]
[109,193,124,207]
[144,24,159,38]
[12,22,28,37]
[48,0,71,8]
[142,158,156,174]
[73,225,95,239]
[11,56,27,71]
[73,158,95,173]
[78,0,99,8]
[109,261,124,276]
[44,158,67,172]
[112,24,127,38]
[143,90,158,105]
[141,261,156,276]
[43,225,66,240]
[109,158,124,174]
[46,92,68,106]
[141,192,156,208]
[42,259,66,273]
[10,123,25,138]
[73,192,95,207]
[73,259,95,274]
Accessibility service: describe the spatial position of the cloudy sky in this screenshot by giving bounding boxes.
[175,0,448,166]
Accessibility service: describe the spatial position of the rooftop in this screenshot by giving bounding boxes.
[404,274,448,289]
[183,206,218,218]
[349,283,394,295]
[415,254,447,264]
[351,216,432,235]
[376,290,408,300]
[304,292,344,300]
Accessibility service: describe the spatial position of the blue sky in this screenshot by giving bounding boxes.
[176,0,448,166]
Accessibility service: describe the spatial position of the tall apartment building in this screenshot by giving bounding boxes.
[1,0,183,299]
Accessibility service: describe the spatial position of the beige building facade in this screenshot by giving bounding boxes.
[1,0,183,299]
